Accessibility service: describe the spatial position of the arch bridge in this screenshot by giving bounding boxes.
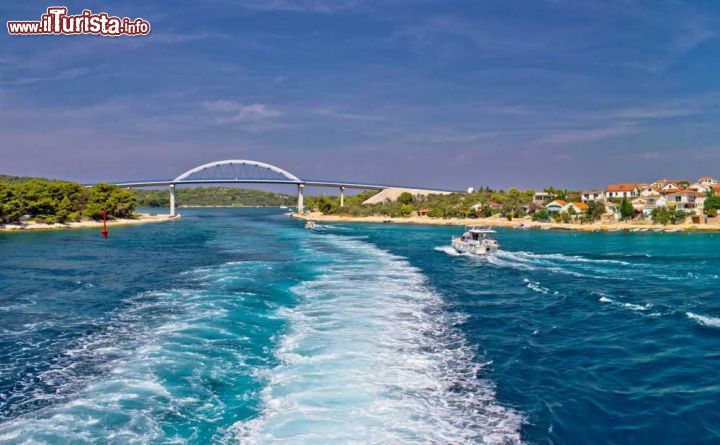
[108,159,462,215]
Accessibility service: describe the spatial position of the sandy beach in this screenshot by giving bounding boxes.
[294,212,720,232]
[0,213,179,233]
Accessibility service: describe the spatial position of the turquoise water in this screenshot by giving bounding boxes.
[0,208,719,444]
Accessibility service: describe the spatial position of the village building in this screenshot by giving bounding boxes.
[698,176,717,186]
[606,184,638,199]
[689,182,711,193]
[632,191,667,216]
[659,182,682,194]
[533,192,552,204]
[564,202,589,213]
[603,202,621,221]
[665,190,706,215]
[546,200,567,212]
[581,190,605,202]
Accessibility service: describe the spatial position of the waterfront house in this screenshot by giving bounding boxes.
[486,201,502,211]
[633,191,667,216]
[472,201,501,212]
[546,200,567,212]
[665,190,706,215]
[415,208,430,217]
[564,202,589,213]
[581,190,605,202]
[533,192,552,204]
[606,184,638,199]
[603,202,620,221]
[698,176,717,186]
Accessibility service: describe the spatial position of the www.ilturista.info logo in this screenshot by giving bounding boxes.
[7,7,150,36]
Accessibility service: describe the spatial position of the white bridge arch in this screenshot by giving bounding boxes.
[173,159,302,183]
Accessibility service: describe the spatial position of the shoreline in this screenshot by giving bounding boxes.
[293,212,720,233]
[0,213,179,233]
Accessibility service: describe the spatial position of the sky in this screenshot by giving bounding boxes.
[2,0,720,191]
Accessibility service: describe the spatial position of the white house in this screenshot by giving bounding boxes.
[632,191,667,216]
[698,176,717,187]
[604,202,620,221]
[689,182,711,193]
[665,190,706,215]
[606,184,638,199]
[581,190,605,202]
[546,200,567,212]
[533,192,552,204]
[660,182,681,194]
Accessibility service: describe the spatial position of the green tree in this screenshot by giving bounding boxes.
[704,195,720,217]
[585,201,605,221]
[55,196,73,223]
[86,184,137,219]
[397,192,414,205]
[399,204,413,216]
[620,197,634,221]
[532,209,549,221]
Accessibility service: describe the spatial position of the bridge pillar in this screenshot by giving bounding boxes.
[169,184,176,217]
[297,184,305,214]
[340,186,345,207]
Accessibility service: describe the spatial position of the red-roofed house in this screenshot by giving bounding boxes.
[564,202,589,213]
[546,200,567,212]
[606,184,638,199]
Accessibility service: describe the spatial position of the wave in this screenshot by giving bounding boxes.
[597,294,652,312]
[523,278,558,295]
[229,236,523,444]
[686,312,720,328]
[499,251,631,266]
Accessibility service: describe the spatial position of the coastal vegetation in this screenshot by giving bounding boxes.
[307,188,538,219]
[133,188,292,208]
[0,177,136,224]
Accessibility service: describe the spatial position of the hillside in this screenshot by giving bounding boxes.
[134,187,293,208]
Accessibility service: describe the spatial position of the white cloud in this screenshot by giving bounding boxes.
[203,100,284,123]
[536,124,640,145]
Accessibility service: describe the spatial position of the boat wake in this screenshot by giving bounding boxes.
[230,236,523,444]
[434,245,468,256]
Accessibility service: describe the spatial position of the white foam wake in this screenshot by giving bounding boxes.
[597,294,652,312]
[434,245,465,256]
[229,236,523,444]
[686,312,720,328]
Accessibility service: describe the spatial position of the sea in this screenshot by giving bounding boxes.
[0,208,718,444]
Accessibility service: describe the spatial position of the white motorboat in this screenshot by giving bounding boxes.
[451,227,499,256]
[305,221,317,229]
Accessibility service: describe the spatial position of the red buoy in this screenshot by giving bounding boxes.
[101,209,109,239]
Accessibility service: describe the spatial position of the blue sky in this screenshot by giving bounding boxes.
[2,0,720,190]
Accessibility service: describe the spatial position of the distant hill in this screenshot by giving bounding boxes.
[134,187,293,208]
[0,174,44,182]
